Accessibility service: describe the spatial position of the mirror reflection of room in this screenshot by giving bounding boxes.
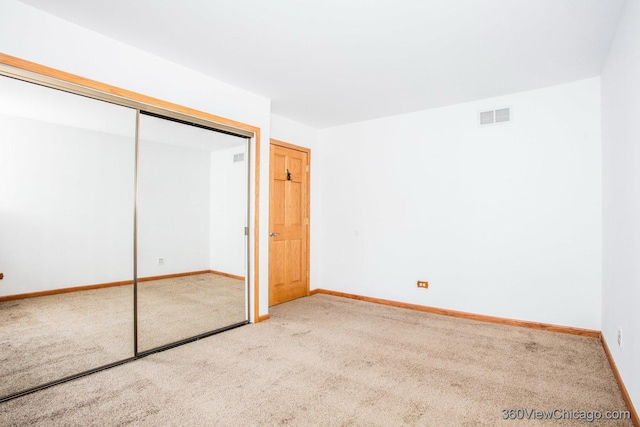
[0,75,136,398]
[0,74,250,401]
[135,113,248,353]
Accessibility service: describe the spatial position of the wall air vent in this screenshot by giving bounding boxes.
[479,107,511,126]
[495,108,510,123]
[233,153,244,162]
[480,110,495,125]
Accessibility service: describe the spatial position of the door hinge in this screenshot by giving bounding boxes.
[305,218,309,225]
[306,165,309,173]
[244,226,249,236]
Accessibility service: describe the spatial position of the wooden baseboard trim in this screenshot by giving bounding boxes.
[601,336,639,426]
[311,289,601,338]
[209,270,245,281]
[0,280,133,302]
[136,270,212,283]
[256,314,270,323]
[0,270,232,302]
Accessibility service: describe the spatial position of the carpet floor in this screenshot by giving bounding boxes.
[0,294,632,426]
[0,273,245,398]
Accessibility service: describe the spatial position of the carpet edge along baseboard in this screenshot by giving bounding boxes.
[311,288,638,426]
[0,270,245,302]
[601,336,640,427]
[309,288,600,338]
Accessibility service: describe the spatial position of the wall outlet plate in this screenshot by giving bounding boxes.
[417,281,429,289]
[617,326,622,347]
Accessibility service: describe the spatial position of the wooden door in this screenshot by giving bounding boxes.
[269,141,310,306]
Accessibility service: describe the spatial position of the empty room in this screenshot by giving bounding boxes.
[0,0,638,425]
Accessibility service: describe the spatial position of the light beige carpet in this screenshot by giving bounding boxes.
[0,273,245,398]
[0,294,631,426]
[0,286,134,399]
[137,274,246,351]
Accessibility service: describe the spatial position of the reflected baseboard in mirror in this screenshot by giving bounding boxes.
[0,270,245,303]
[136,272,246,352]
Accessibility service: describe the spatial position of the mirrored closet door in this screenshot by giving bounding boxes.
[136,113,249,352]
[0,66,251,401]
[0,75,136,398]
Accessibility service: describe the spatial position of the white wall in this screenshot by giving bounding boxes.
[137,139,211,277]
[210,146,248,277]
[270,114,322,290]
[318,78,602,330]
[601,0,640,411]
[0,0,271,319]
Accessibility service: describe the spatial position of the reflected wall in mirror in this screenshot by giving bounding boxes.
[136,113,248,352]
[0,76,136,398]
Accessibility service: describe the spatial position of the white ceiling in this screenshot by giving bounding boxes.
[19,0,626,128]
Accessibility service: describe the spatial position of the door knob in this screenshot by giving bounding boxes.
[269,232,281,237]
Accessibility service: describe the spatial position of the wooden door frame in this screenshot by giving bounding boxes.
[269,139,311,305]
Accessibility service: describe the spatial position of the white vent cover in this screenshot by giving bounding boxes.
[479,107,511,125]
[233,153,244,162]
[480,110,494,125]
[495,108,510,123]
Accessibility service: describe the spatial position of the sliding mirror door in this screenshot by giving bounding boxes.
[136,113,249,353]
[0,76,136,398]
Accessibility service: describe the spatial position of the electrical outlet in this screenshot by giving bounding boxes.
[617,326,622,347]
[158,258,164,265]
[417,280,429,289]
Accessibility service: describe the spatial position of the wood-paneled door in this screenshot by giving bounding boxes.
[269,140,310,306]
